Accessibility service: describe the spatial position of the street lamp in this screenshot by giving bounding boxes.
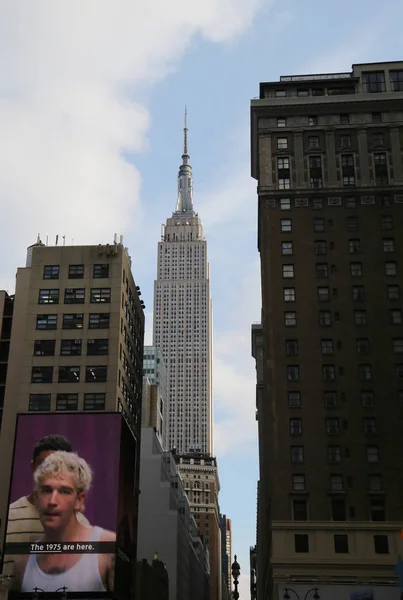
[283,586,320,600]
[55,586,68,599]
[231,554,241,600]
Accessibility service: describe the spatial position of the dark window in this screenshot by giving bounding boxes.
[346,197,357,208]
[328,446,341,462]
[288,391,301,407]
[294,534,309,553]
[362,391,375,406]
[68,264,84,279]
[318,287,329,301]
[372,133,384,146]
[372,112,382,123]
[43,265,59,280]
[340,114,350,125]
[393,339,403,354]
[366,445,379,463]
[321,339,333,355]
[308,136,319,149]
[364,418,377,434]
[282,265,294,279]
[390,309,402,324]
[314,240,327,255]
[319,311,332,326]
[60,339,82,356]
[341,154,355,186]
[56,394,78,411]
[312,88,324,96]
[285,311,297,327]
[292,474,305,491]
[330,474,343,491]
[64,288,85,304]
[287,365,300,381]
[281,219,292,232]
[291,445,304,462]
[324,391,337,407]
[84,393,106,410]
[93,264,110,278]
[374,152,388,185]
[308,116,317,126]
[356,338,370,354]
[91,288,111,303]
[388,285,400,300]
[348,239,361,254]
[370,499,385,522]
[398,390,403,406]
[87,339,109,355]
[359,364,372,381]
[362,71,385,93]
[369,475,382,492]
[390,70,403,92]
[341,134,351,147]
[62,313,83,329]
[326,418,339,435]
[309,156,323,188]
[281,241,293,255]
[38,289,59,304]
[85,366,107,382]
[323,364,335,380]
[381,215,393,230]
[88,313,110,329]
[293,500,307,521]
[31,367,53,384]
[350,262,362,277]
[58,366,80,383]
[286,340,299,356]
[355,310,367,326]
[334,534,349,553]
[29,394,51,411]
[275,90,287,97]
[297,89,309,97]
[289,418,302,435]
[316,263,328,278]
[313,217,325,232]
[396,364,403,379]
[383,238,396,253]
[36,314,57,330]
[385,261,397,276]
[347,216,359,231]
[352,285,365,301]
[331,500,346,521]
[34,340,56,356]
[313,198,323,209]
[374,535,389,554]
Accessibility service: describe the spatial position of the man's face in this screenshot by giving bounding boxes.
[36,473,85,534]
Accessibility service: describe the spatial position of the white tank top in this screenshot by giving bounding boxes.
[21,526,106,592]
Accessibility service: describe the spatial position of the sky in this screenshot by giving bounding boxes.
[0,0,403,597]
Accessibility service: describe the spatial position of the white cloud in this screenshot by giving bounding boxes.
[0,0,267,290]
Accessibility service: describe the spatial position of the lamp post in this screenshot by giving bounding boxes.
[231,555,241,600]
[283,586,320,600]
[55,586,68,599]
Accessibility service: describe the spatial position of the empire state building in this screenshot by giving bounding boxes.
[153,115,213,454]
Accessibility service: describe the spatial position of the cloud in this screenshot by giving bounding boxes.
[0,0,266,290]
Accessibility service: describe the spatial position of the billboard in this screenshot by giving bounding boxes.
[1,413,137,599]
[278,584,399,600]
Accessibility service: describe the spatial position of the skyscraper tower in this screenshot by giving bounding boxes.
[153,112,213,454]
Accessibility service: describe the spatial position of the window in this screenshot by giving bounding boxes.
[56,394,78,411]
[280,198,291,210]
[277,117,286,128]
[381,215,393,230]
[281,219,292,232]
[334,534,349,553]
[369,475,382,492]
[288,391,301,407]
[308,136,319,149]
[277,157,290,189]
[287,365,300,381]
[291,445,304,463]
[293,500,307,521]
[398,391,403,406]
[308,116,317,126]
[62,313,83,329]
[396,364,403,379]
[324,391,337,407]
[355,310,367,326]
[350,262,362,277]
[313,217,325,232]
[356,338,370,354]
[372,112,382,123]
[348,239,361,254]
[294,534,309,553]
[292,474,305,491]
[90,288,111,303]
[339,113,350,124]
[364,418,377,434]
[34,340,55,356]
[341,154,355,186]
[323,365,335,380]
[85,366,107,382]
[282,264,294,279]
[297,89,309,97]
[289,418,302,435]
[347,216,359,231]
[346,197,357,208]
[331,500,346,521]
[84,393,106,410]
[390,69,403,92]
[93,264,110,279]
[314,240,327,255]
[330,475,343,491]
[388,285,400,300]
[326,418,339,435]
[309,155,323,188]
[374,535,389,555]
[68,264,84,279]
[319,310,332,326]
[385,261,397,276]
[29,394,51,411]
[366,446,379,463]
[321,339,333,355]
[285,311,297,326]
[393,339,403,354]
[341,135,351,147]
[352,285,365,301]
[390,309,402,324]
[374,152,388,184]
[58,366,80,383]
[36,314,57,330]
[328,446,341,463]
[43,265,59,280]
[359,364,372,380]
[313,198,323,210]
[64,288,85,304]
[87,339,109,355]
[275,90,287,97]
[60,339,82,356]
[38,289,59,304]
[277,137,288,149]
[361,391,375,406]
[362,71,385,93]
[31,367,53,384]
[318,287,329,301]
[312,88,324,96]
[370,499,385,522]
[281,241,293,255]
[372,133,384,146]
[88,313,110,329]
[316,263,328,278]
[283,288,296,304]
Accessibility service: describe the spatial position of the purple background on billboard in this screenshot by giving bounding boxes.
[10,413,121,532]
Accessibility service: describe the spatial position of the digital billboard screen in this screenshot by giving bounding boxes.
[1,413,137,599]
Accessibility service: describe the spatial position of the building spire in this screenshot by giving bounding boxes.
[175,107,194,213]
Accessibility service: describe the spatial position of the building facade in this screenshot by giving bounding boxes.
[251,62,403,598]
[153,117,213,455]
[0,240,145,555]
[0,292,13,432]
[143,345,167,448]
